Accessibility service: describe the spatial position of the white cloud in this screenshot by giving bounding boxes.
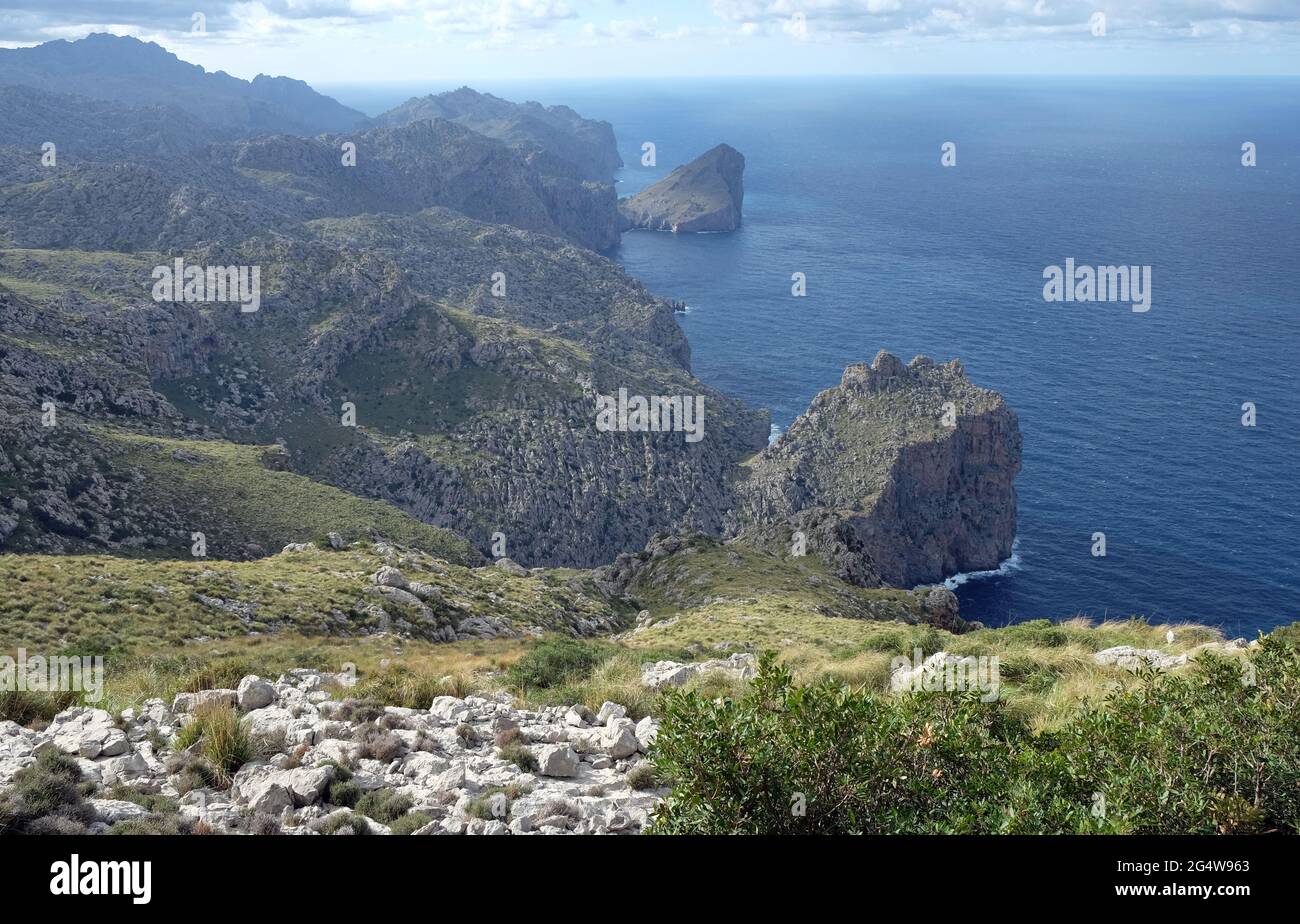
[708,0,1300,42]
[578,17,695,44]
[0,0,578,43]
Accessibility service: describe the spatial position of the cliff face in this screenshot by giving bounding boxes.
[728,351,1022,588]
[619,144,745,233]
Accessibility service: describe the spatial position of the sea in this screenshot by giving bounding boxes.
[323,77,1300,637]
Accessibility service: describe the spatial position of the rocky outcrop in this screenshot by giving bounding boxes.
[728,351,1022,588]
[1093,639,1248,671]
[640,653,758,689]
[0,671,664,835]
[618,144,745,233]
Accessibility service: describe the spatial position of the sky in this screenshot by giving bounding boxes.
[1,1,1298,81]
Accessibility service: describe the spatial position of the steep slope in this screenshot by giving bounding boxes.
[728,351,1022,588]
[619,144,745,233]
[0,220,768,568]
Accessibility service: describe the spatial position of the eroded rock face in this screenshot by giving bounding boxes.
[618,144,745,233]
[728,351,1022,588]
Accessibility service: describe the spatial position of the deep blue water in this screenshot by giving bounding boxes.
[327,78,1300,637]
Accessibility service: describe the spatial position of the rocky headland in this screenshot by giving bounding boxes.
[729,351,1022,588]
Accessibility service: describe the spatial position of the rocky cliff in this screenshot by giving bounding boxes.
[728,351,1022,588]
[618,143,745,233]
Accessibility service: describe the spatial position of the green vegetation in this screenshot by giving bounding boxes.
[626,763,659,791]
[389,812,434,835]
[0,542,621,656]
[0,749,97,835]
[650,642,1300,834]
[355,788,414,826]
[505,636,617,690]
[103,428,478,563]
[173,704,259,787]
[498,741,539,772]
[315,812,370,835]
[465,784,531,822]
[0,689,80,726]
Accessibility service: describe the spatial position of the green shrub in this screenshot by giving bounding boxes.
[1269,621,1300,649]
[108,814,195,835]
[506,637,613,690]
[466,786,519,821]
[355,788,413,825]
[389,811,434,835]
[626,763,659,791]
[328,780,362,808]
[352,667,446,710]
[175,705,255,787]
[0,689,80,726]
[649,642,1300,835]
[316,812,369,835]
[498,741,538,772]
[103,785,178,815]
[0,749,96,835]
[318,759,353,782]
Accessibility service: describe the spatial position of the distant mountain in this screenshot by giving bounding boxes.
[0,102,620,252]
[375,86,622,182]
[0,33,366,137]
[619,143,745,233]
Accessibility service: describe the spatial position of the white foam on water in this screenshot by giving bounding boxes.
[943,540,1023,590]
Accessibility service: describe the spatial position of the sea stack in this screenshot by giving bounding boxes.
[618,143,745,233]
[726,351,1022,589]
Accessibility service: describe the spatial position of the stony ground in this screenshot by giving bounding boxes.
[0,667,678,835]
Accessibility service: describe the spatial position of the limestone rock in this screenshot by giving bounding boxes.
[1094,646,1188,671]
[237,675,276,712]
[640,652,758,689]
[534,744,579,778]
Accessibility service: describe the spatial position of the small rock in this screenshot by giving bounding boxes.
[534,744,579,778]
[372,566,408,589]
[236,675,276,712]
